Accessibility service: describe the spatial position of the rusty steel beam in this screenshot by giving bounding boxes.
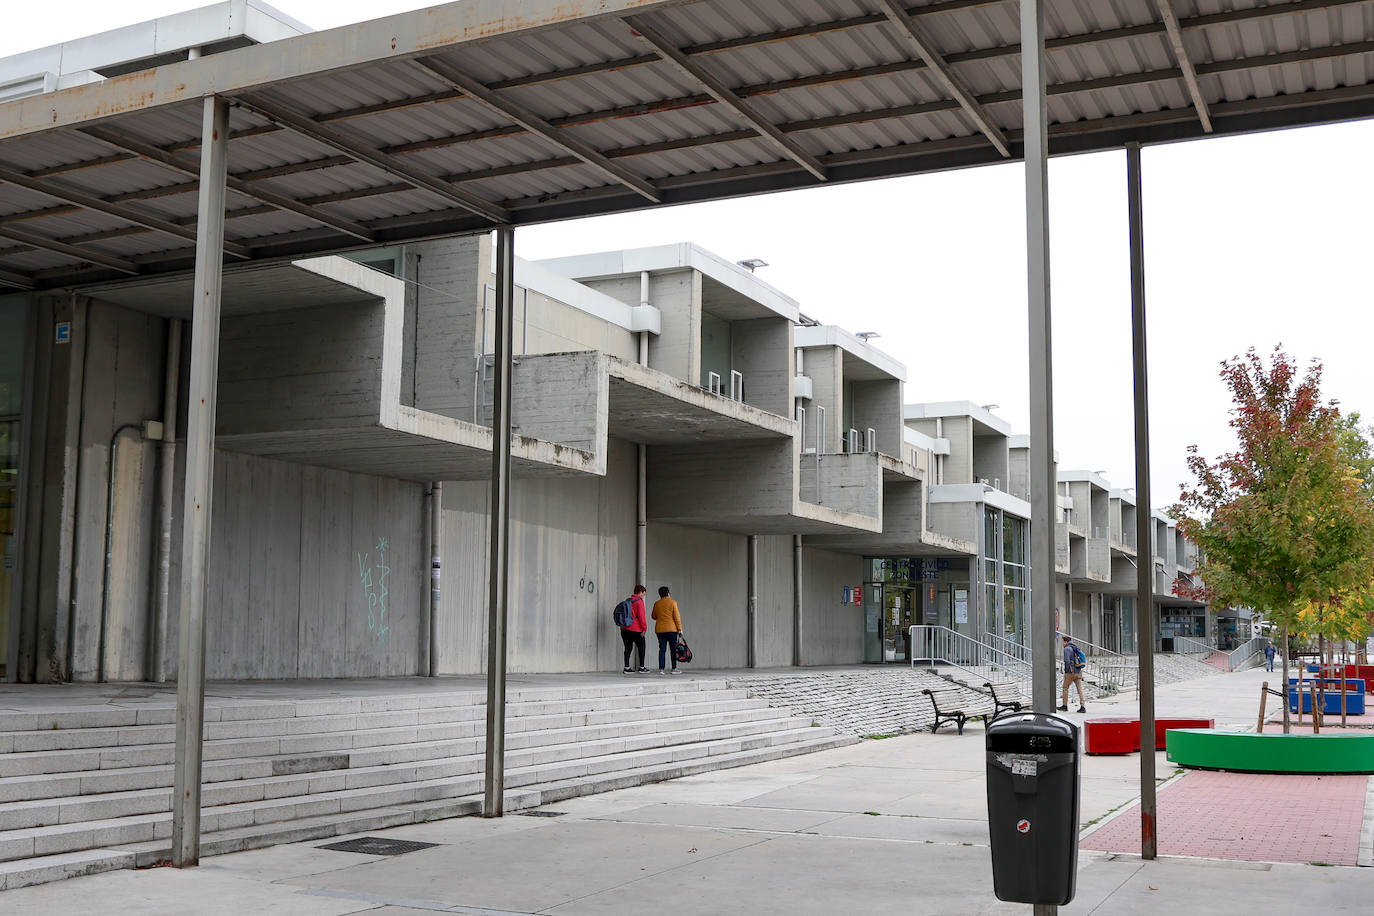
[0,224,139,275]
[876,0,1010,157]
[1155,0,1214,132]
[0,164,251,259]
[236,93,510,224]
[0,264,37,289]
[79,125,378,242]
[625,15,828,181]
[413,58,661,203]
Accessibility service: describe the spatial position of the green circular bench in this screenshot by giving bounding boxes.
[1165,728,1374,774]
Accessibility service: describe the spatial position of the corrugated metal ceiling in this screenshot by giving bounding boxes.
[0,0,1371,289]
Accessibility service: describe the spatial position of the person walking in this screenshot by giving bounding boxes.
[1264,639,1277,672]
[1057,633,1087,713]
[619,585,648,673]
[652,586,684,675]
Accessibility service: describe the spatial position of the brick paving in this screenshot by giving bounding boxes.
[1081,770,1368,865]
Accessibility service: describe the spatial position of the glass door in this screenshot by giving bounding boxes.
[863,584,883,663]
[882,586,917,662]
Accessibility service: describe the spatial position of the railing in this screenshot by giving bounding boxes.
[909,625,1032,689]
[1171,635,1213,658]
[981,631,1134,693]
[983,631,1031,663]
[1226,636,1268,672]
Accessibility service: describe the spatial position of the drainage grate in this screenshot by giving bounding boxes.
[518,810,566,817]
[318,837,440,856]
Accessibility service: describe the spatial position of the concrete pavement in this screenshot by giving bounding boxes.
[0,664,1368,915]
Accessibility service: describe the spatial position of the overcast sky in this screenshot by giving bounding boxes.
[8,1,1373,507]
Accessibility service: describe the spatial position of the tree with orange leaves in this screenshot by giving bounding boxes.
[1173,348,1374,732]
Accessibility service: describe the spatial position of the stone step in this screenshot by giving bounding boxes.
[0,713,814,836]
[0,680,744,737]
[0,725,853,889]
[0,689,754,760]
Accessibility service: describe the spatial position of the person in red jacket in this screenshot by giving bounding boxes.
[620,585,649,673]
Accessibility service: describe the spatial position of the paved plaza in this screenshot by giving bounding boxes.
[0,664,1369,915]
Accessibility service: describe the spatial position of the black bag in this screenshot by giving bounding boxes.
[673,634,693,663]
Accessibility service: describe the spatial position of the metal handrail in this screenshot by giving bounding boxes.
[982,631,1134,692]
[1171,635,1213,657]
[910,625,1032,690]
[1226,636,1268,672]
[982,631,1031,663]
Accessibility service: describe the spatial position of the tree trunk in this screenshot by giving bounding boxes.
[1281,628,1291,734]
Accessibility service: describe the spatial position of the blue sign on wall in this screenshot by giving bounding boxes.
[54,321,71,344]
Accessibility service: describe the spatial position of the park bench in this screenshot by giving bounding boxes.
[981,680,1027,719]
[921,687,986,735]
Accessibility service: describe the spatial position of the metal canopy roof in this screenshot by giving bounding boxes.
[0,0,1371,291]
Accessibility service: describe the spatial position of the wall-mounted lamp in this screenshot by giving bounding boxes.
[855,331,880,340]
[737,258,768,271]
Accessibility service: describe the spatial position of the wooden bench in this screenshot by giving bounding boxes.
[921,687,985,735]
[981,680,1026,719]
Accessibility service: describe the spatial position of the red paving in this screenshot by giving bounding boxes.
[1081,770,1368,865]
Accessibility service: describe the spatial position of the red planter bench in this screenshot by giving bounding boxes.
[1085,716,1214,755]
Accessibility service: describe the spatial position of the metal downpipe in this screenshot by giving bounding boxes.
[747,535,758,668]
[793,535,803,666]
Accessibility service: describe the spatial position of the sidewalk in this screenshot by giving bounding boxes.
[0,665,1368,915]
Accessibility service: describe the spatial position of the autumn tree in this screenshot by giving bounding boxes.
[1173,348,1374,731]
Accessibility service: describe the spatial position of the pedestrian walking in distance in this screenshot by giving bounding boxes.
[1057,633,1087,713]
[1264,639,1277,672]
[618,585,648,673]
[652,586,684,675]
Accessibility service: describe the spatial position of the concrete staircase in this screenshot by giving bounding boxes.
[0,678,853,890]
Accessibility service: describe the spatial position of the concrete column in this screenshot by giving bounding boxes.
[428,481,442,677]
[152,318,182,683]
[1127,141,1158,860]
[746,535,758,667]
[792,536,803,666]
[483,227,515,817]
[171,95,230,868]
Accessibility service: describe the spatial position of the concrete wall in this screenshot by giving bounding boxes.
[754,534,796,668]
[805,348,842,453]
[649,441,797,521]
[587,270,698,384]
[435,437,637,675]
[801,547,864,665]
[647,522,748,669]
[218,300,384,435]
[973,434,1008,488]
[68,300,165,682]
[518,285,637,361]
[929,501,979,545]
[731,318,792,417]
[411,235,484,423]
[851,379,902,456]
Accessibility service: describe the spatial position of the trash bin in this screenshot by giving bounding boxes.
[986,713,1080,906]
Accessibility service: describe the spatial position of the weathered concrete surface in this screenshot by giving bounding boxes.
[0,666,1365,914]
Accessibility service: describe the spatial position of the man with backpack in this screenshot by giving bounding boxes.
[614,585,649,673]
[1058,633,1087,713]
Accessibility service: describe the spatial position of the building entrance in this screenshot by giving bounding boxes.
[861,582,918,662]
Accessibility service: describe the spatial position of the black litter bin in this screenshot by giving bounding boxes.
[985,712,1080,906]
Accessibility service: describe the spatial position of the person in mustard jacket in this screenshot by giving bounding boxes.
[651,586,684,674]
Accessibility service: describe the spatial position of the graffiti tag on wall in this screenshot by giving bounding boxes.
[357,536,391,643]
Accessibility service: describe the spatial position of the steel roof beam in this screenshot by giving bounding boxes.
[78,125,378,242]
[0,265,37,289]
[19,0,1355,185]
[0,224,139,275]
[235,94,510,224]
[625,16,828,182]
[1154,0,1214,132]
[876,0,1010,157]
[0,164,252,260]
[413,58,661,203]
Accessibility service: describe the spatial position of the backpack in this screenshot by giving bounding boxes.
[612,597,635,628]
[1071,644,1085,670]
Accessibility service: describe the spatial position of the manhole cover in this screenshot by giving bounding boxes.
[518,810,565,817]
[318,837,440,856]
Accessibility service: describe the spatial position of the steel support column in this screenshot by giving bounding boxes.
[483,227,515,817]
[1127,141,1158,860]
[170,96,230,868]
[1022,0,1057,720]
